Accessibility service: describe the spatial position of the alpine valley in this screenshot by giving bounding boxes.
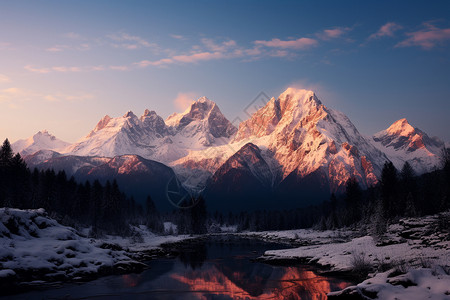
[12,88,446,212]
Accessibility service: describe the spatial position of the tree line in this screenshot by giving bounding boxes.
[317,154,450,234]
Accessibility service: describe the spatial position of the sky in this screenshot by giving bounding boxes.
[1,0,450,143]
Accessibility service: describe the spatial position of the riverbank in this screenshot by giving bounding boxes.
[2,208,449,299]
[0,208,193,295]
[253,212,450,299]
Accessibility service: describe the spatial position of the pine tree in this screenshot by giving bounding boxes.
[381,161,398,218]
[344,177,362,225]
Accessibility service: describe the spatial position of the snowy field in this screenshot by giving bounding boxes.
[252,213,450,299]
[0,208,188,291]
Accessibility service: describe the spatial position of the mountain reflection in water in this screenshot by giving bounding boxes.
[10,237,352,299]
[120,238,352,300]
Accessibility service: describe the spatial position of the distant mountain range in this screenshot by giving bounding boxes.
[12,88,446,212]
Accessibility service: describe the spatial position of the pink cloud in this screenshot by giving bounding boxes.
[24,65,51,74]
[108,32,158,50]
[396,23,450,49]
[109,65,129,71]
[318,27,351,40]
[173,92,198,111]
[369,22,403,39]
[170,34,185,40]
[0,74,10,83]
[254,37,317,49]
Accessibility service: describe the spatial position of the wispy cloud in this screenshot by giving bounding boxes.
[173,92,198,111]
[318,27,351,40]
[254,37,318,49]
[24,65,105,74]
[0,86,94,109]
[201,38,237,52]
[107,32,158,50]
[0,42,13,50]
[64,32,83,40]
[395,22,450,49]
[170,34,186,40]
[43,93,94,102]
[0,74,11,83]
[369,22,403,39]
[46,43,91,52]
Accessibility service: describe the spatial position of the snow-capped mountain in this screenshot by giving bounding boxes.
[12,130,70,157]
[229,88,387,192]
[61,97,237,164]
[15,88,448,211]
[65,110,165,158]
[371,118,445,174]
[165,96,237,147]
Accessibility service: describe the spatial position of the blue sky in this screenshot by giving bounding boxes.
[1,0,449,143]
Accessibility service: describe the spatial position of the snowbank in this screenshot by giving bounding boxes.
[0,208,146,287]
[329,268,450,299]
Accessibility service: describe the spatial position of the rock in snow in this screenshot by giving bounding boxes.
[0,208,146,288]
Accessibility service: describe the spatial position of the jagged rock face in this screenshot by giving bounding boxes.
[371,118,444,173]
[166,97,237,146]
[66,110,161,158]
[140,109,167,137]
[232,88,386,192]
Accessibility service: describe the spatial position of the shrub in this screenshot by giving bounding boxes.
[351,251,372,278]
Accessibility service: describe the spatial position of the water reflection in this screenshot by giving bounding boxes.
[10,237,352,300]
[170,264,349,299]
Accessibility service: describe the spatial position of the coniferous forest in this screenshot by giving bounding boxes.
[1,137,449,236]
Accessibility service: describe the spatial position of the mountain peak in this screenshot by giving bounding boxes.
[12,130,70,156]
[386,118,415,137]
[279,88,321,109]
[142,109,157,117]
[123,111,137,118]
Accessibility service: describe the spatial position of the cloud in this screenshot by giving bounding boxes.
[369,22,403,39]
[107,32,158,50]
[43,93,93,102]
[0,74,10,83]
[135,49,239,67]
[25,64,107,74]
[64,32,83,39]
[318,27,351,40]
[170,34,186,40]
[0,87,35,108]
[201,38,237,52]
[254,37,318,49]
[109,65,129,71]
[0,86,94,109]
[173,92,198,111]
[0,42,13,50]
[395,22,450,49]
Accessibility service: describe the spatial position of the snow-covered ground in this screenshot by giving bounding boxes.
[0,208,189,291]
[252,213,450,299]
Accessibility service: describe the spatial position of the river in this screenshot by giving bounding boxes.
[8,236,353,299]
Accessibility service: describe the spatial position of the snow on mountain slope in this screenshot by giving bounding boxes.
[371,118,445,174]
[23,149,62,167]
[12,130,70,157]
[33,155,110,176]
[60,97,237,166]
[166,96,237,148]
[64,111,162,158]
[230,88,387,192]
